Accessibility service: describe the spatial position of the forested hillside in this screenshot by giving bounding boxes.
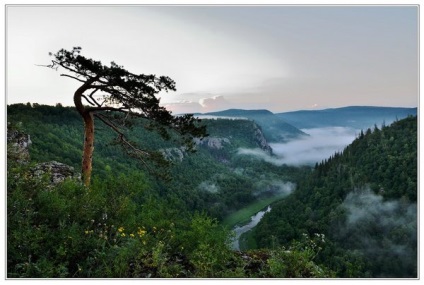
[7,103,308,221]
[197,109,307,142]
[253,116,417,277]
[7,103,417,278]
[7,103,329,278]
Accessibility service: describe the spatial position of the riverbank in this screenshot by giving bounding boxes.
[222,196,282,229]
[231,206,271,250]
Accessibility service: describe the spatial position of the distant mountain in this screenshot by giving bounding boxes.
[277,106,417,130]
[197,109,307,142]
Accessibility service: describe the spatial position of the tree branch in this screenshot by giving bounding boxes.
[81,95,97,106]
[60,74,86,83]
[94,113,151,168]
[54,60,87,76]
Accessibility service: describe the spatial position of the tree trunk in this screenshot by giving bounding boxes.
[73,77,97,186]
[82,112,95,186]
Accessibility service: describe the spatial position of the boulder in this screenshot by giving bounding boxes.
[32,161,80,184]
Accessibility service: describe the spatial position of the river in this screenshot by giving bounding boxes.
[231,206,271,250]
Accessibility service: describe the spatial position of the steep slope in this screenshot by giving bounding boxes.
[277,106,417,129]
[7,104,307,221]
[198,109,307,142]
[253,116,417,277]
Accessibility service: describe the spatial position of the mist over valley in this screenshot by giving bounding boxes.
[7,103,417,278]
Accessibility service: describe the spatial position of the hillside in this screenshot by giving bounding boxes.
[253,116,417,277]
[197,109,307,142]
[7,103,330,278]
[6,103,308,221]
[7,104,417,278]
[277,106,417,129]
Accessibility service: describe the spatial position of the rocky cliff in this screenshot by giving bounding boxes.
[252,122,272,155]
[193,137,231,150]
[32,161,80,184]
[7,123,32,164]
[7,125,79,184]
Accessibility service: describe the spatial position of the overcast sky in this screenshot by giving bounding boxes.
[6,5,418,113]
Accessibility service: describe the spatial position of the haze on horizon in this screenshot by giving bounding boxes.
[6,5,418,114]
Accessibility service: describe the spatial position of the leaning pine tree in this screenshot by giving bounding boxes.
[45,47,207,186]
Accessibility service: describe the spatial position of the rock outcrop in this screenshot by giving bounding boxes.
[160,147,186,162]
[31,161,80,184]
[7,124,80,184]
[252,123,273,155]
[194,137,231,150]
[7,125,32,164]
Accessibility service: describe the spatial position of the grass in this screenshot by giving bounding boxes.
[222,194,286,228]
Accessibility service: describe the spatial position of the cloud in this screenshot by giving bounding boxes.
[252,180,296,197]
[162,100,203,114]
[163,95,232,114]
[335,188,417,276]
[237,148,286,166]
[237,127,357,166]
[197,181,220,194]
[341,189,416,229]
[199,95,230,112]
[270,127,357,166]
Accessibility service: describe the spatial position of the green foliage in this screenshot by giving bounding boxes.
[254,116,417,277]
[7,103,310,221]
[10,103,382,278]
[7,162,334,278]
[266,233,332,278]
[202,109,306,142]
[47,47,207,165]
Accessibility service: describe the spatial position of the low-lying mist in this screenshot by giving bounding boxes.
[238,127,357,166]
[252,180,295,197]
[335,188,417,277]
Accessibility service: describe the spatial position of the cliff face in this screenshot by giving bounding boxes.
[194,137,231,150]
[193,122,272,154]
[161,123,272,162]
[7,125,32,164]
[252,123,273,155]
[7,125,79,184]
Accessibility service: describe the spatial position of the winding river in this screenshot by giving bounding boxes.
[231,206,271,250]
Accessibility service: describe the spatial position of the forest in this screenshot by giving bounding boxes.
[7,103,417,278]
[254,116,417,277]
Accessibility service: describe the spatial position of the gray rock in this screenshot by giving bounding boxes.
[32,161,80,184]
[194,137,231,149]
[160,147,186,162]
[7,127,32,164]
[252,123,273,155]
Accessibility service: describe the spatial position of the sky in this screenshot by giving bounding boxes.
[6,4,419,113]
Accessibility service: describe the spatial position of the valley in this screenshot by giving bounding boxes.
[7,103,417,278]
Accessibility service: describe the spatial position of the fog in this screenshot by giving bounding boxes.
[197,181,220,193]
[238,127,357,166]
[335,188,417,276]
[197,115,249,120]
[252,180,295,197]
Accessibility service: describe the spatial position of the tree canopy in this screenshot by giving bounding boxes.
[45,47,207,185]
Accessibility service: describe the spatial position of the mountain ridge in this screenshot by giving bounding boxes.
[195,108,307,142]
[276,106,417,129]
